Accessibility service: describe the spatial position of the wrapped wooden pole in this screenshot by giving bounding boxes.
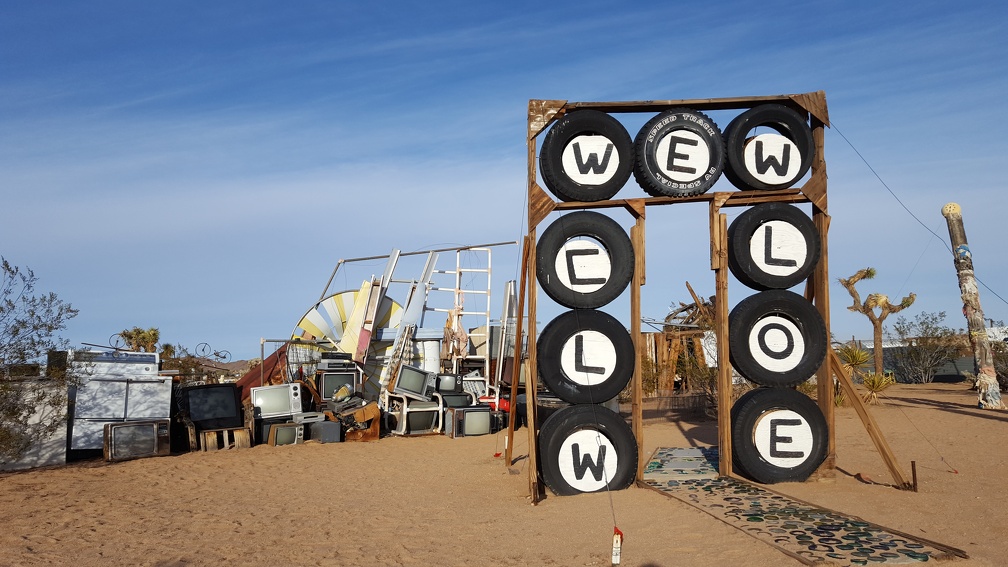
[941,203,1005,410]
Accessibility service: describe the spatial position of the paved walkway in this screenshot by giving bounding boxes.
[642,447,967,566]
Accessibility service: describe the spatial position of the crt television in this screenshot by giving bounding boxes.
[251,383,302,419]
[103,419,171,462]
[267,422,304,446]
[317,371,358,402]
[184,383,244,430]
[445,406,492,438]
[391,365,437,401]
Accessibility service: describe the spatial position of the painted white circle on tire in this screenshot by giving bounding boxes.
[556,429,619,493]
[743,133,804,186]
[753,408,815,468]
[747,220,808,278]
[654,129,712,183]
[553,239,611,295]
[561,135,622,186]
[728,203,821,291]
[559,329,618,386]
[748,314,805,374]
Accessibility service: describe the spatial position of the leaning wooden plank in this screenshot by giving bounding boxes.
[830,350,913,489]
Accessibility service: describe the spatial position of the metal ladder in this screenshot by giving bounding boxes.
[426,246,495,378]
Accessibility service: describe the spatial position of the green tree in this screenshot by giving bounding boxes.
[839,268,916,377]
[0,258,78,460]
[119,326,160,353]
[890,311,962,384]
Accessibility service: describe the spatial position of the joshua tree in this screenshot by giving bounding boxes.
[119,327,160,353]
[839,268,916,377]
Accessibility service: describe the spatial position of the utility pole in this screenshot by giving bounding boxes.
[941,203,1005,409]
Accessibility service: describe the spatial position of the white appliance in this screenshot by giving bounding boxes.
[68,350,172,451]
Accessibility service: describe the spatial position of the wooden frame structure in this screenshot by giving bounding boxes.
[507,91,912,502]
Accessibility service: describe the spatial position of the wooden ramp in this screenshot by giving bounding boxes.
[642,447,967,566]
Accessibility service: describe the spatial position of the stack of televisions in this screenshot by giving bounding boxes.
[532,99,828,491]
[384,361,507,438]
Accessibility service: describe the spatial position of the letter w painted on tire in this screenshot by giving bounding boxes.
[573,142,614,174]
[571,443,607,481]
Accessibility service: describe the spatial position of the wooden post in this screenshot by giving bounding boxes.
[941,203,1005,410]
[630,211,646,482]
[505,236,532,466]
[809,110,836,471]
[710,198,733,477]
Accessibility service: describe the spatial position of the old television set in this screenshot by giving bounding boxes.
[183,383,244,431]
[317,370,359,402]
[267,422,304,446]
[391,364,437,401]
[103,419,171,462]
[445,406,492,438]
[435,373,464,394]
[250,383,302,419]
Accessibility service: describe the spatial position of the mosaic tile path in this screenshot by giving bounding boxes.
[642,448,968,566]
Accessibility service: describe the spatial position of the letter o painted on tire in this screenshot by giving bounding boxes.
[538,404,637,496]
[537,309,635,404]
[730,387,828,483]
[723,104,815,191]
[539,110,634,202]
[728,290,827,387]
[633,108,724,197]
[536,211,634,309]
[728,203,821,291]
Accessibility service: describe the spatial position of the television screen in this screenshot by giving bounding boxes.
[436,374,463,393]
[267,423,303,446]
[185,384,243,430]
[393,365,434,400]
[103,420,170,462]
[463,409,491,436]
[251,384,301,419]
[318,372,356,401]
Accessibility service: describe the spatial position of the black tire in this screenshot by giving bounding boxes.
[728,290,827,388]
[537,309,635,404]
[723,104,814,192]
[538,404,637,496]
[536,211,634,309]
[730,387,828,483]
[539,110,634,202]
[727,203,821,291]
[632,108,724,197]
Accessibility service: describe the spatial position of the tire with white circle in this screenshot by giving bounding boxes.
[633,108,724,198]
[537,309,635,404]
[728,290,827,388]
[539,110,634,202]
[536,211,634,309]
[728,203,821,291]
[723,104,814,192]
[538,404,637,496]
[730,387,828,483]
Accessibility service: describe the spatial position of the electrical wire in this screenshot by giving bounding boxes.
[831,122,1008,310]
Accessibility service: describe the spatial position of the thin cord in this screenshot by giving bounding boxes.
[878,390,958,473]
[895,237,934,300]
[832,122,1008,310]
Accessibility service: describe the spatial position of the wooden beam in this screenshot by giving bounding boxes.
[562,91,823,114]
[527,99,567,140]
[830,350,914,489]
[631,217,645,482]
[710,200,733,477]
[505,236,532,467]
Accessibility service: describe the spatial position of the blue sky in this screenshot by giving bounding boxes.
[2,1,1006,360]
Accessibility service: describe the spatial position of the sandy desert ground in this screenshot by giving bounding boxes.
[0,381,1003,567]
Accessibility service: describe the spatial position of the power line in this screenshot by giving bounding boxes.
[831,122,1008,311]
